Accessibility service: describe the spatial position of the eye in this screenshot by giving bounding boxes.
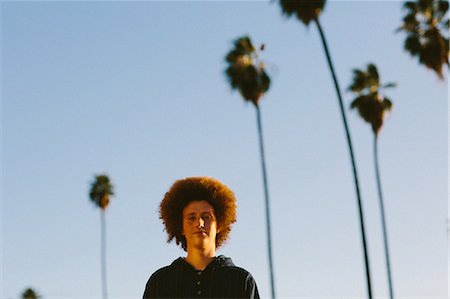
[202,213,214,221]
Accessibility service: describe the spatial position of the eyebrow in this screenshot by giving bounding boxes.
[184,211,214,216]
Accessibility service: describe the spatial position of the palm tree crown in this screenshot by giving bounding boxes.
[225,36,270,107]
[279,0,326,25]
[399,0,449,79]
[22,288,40,299]
[349,64,395,135]
[89,174,114,210]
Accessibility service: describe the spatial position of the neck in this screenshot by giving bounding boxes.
[185,247,216,270]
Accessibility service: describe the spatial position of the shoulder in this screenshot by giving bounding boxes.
[213,256,256,280]
[221,265,253,275]
[215,265,257,282]
[143,264,178,298]
[147,265,175,283]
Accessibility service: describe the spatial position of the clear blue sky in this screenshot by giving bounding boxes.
[2,1,447,299]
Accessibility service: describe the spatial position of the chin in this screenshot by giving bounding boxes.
[194,240,211,248]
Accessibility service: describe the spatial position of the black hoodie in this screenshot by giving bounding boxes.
[143,255,259,298]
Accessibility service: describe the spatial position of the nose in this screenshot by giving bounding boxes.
[198,218,205,228]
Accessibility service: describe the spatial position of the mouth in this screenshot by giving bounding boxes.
[194,231,207,236]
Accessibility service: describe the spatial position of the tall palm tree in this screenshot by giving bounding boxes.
[89,174,114,299]
[278,1,373,297]
[398,0,449,79]
[21,288,40,299]
[224,36,275,299]
[349,63,395,299]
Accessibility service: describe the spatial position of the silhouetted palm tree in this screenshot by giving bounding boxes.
[89,174,114,299]
[225,36,275,299]
[21,288,40,299]
[349,63,395,299]
[398,0,449,79]
[278,1,373,297]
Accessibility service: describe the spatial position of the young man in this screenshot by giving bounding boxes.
[143,176,260,298]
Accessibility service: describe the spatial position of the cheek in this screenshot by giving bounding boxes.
[209,221,218,233]
[182,222,188,235]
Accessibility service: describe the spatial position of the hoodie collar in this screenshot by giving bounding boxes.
[172,255,235,272]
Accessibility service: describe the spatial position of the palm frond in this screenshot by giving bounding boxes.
[404,35,422,55]
[435,0,449,21]
[404,1,418,11]
[350,95,367,109]
[382,97,393,110]
[349,64,382,94]
[382,82,397,89]
[367,64,379,82]
[348,69,367,93]
[419,27,449,78]
[279,0,326,25]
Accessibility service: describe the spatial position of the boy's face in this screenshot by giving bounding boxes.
[182,200,218,252]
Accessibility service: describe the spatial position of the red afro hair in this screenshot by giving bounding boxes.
[159,176,237,251]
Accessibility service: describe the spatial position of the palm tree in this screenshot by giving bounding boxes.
[278,1,373,297]
[349,63,395,299]
[21,288,40,299]
[224,36,275,299]
[398,0,449,79]
[89,174,114,299]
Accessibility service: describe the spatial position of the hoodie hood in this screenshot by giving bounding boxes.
[209,255,235,269]
[172,255,235,271]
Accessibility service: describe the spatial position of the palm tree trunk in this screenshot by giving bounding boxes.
[101,210,108,299]
[314,17,373,299]
[255,105,276,299]
[374,135,394,299]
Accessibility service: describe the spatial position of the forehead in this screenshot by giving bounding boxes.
[182,200,215,215]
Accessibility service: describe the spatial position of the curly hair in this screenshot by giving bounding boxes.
[159,176,237,251]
